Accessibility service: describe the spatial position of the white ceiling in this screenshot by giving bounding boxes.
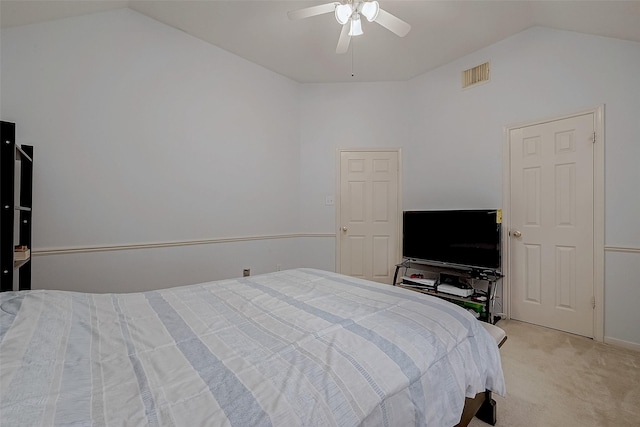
[2,1,639,83]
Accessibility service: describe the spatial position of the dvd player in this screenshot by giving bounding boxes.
[437,284,474,297]
[401,276,436,288]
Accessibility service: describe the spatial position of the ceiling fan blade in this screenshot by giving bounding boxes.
[336,24,351,54]
[287,2,337,20]
[375,8,411,37]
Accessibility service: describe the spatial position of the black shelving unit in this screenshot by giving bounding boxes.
[1,121,33,292]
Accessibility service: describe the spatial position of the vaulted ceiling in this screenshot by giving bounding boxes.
[2,1,639,83]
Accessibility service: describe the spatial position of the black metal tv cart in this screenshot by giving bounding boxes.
[1,121,33,292]
[393,259,502,324]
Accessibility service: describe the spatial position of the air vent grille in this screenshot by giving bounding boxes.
[462,62,490,88]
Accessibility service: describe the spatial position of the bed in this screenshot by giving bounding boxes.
[0,268,504,426]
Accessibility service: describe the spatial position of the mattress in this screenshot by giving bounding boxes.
[0,268,505,426]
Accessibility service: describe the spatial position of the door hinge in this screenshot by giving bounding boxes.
[592,131,596,144]
[591,296,596,309]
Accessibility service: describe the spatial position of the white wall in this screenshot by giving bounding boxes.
[297,28,640,347]
[1,9,304,290]
[408,27,640,238]
[32,238,307,293]
[298,82,411,232]
[406,27,640,347]
[2,10,639,348]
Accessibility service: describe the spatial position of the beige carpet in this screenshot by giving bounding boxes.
[469,319,640,427]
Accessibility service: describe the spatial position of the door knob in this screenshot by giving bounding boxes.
[512,230,522,238]
[342,226,348,232]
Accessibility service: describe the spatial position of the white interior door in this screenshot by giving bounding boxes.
[337,150,400,284]
[509,113,595,337]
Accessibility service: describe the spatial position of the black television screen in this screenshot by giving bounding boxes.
[402,209,502,271]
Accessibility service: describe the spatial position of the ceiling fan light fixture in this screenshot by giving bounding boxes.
[361,1,379,22]
[349,14,363,36]
[335,4,353,25]
[288,0,411,55]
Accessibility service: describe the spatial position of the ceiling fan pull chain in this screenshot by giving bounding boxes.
[351,41,355,77]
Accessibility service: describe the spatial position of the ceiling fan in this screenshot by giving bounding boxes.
[287,1,411,54]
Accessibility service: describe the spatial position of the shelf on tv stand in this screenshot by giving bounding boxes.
[398,285,472,303]
[397,259,500,279]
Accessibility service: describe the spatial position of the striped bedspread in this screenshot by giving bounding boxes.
[0,268,504,426]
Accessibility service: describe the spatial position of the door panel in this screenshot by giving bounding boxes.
[524,243,542,303]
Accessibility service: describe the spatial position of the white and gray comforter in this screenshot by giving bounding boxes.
[0,268,504,426]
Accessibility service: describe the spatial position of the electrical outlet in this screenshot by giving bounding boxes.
[243,268,250,277]
[325,196,334,206]
[276,264,281,271]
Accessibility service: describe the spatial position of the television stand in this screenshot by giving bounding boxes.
[392,259,502,324]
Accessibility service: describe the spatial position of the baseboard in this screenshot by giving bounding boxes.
[604,336,640,352]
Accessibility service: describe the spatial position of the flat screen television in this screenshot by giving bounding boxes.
[402,209,502,272]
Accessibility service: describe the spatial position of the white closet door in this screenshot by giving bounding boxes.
[338,150,400,284]
[509,112,595,337]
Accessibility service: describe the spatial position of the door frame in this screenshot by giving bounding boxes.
[502,106,605,341]
[335,148,403,279]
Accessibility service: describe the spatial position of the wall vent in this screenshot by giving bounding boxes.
[462,62,490,88]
